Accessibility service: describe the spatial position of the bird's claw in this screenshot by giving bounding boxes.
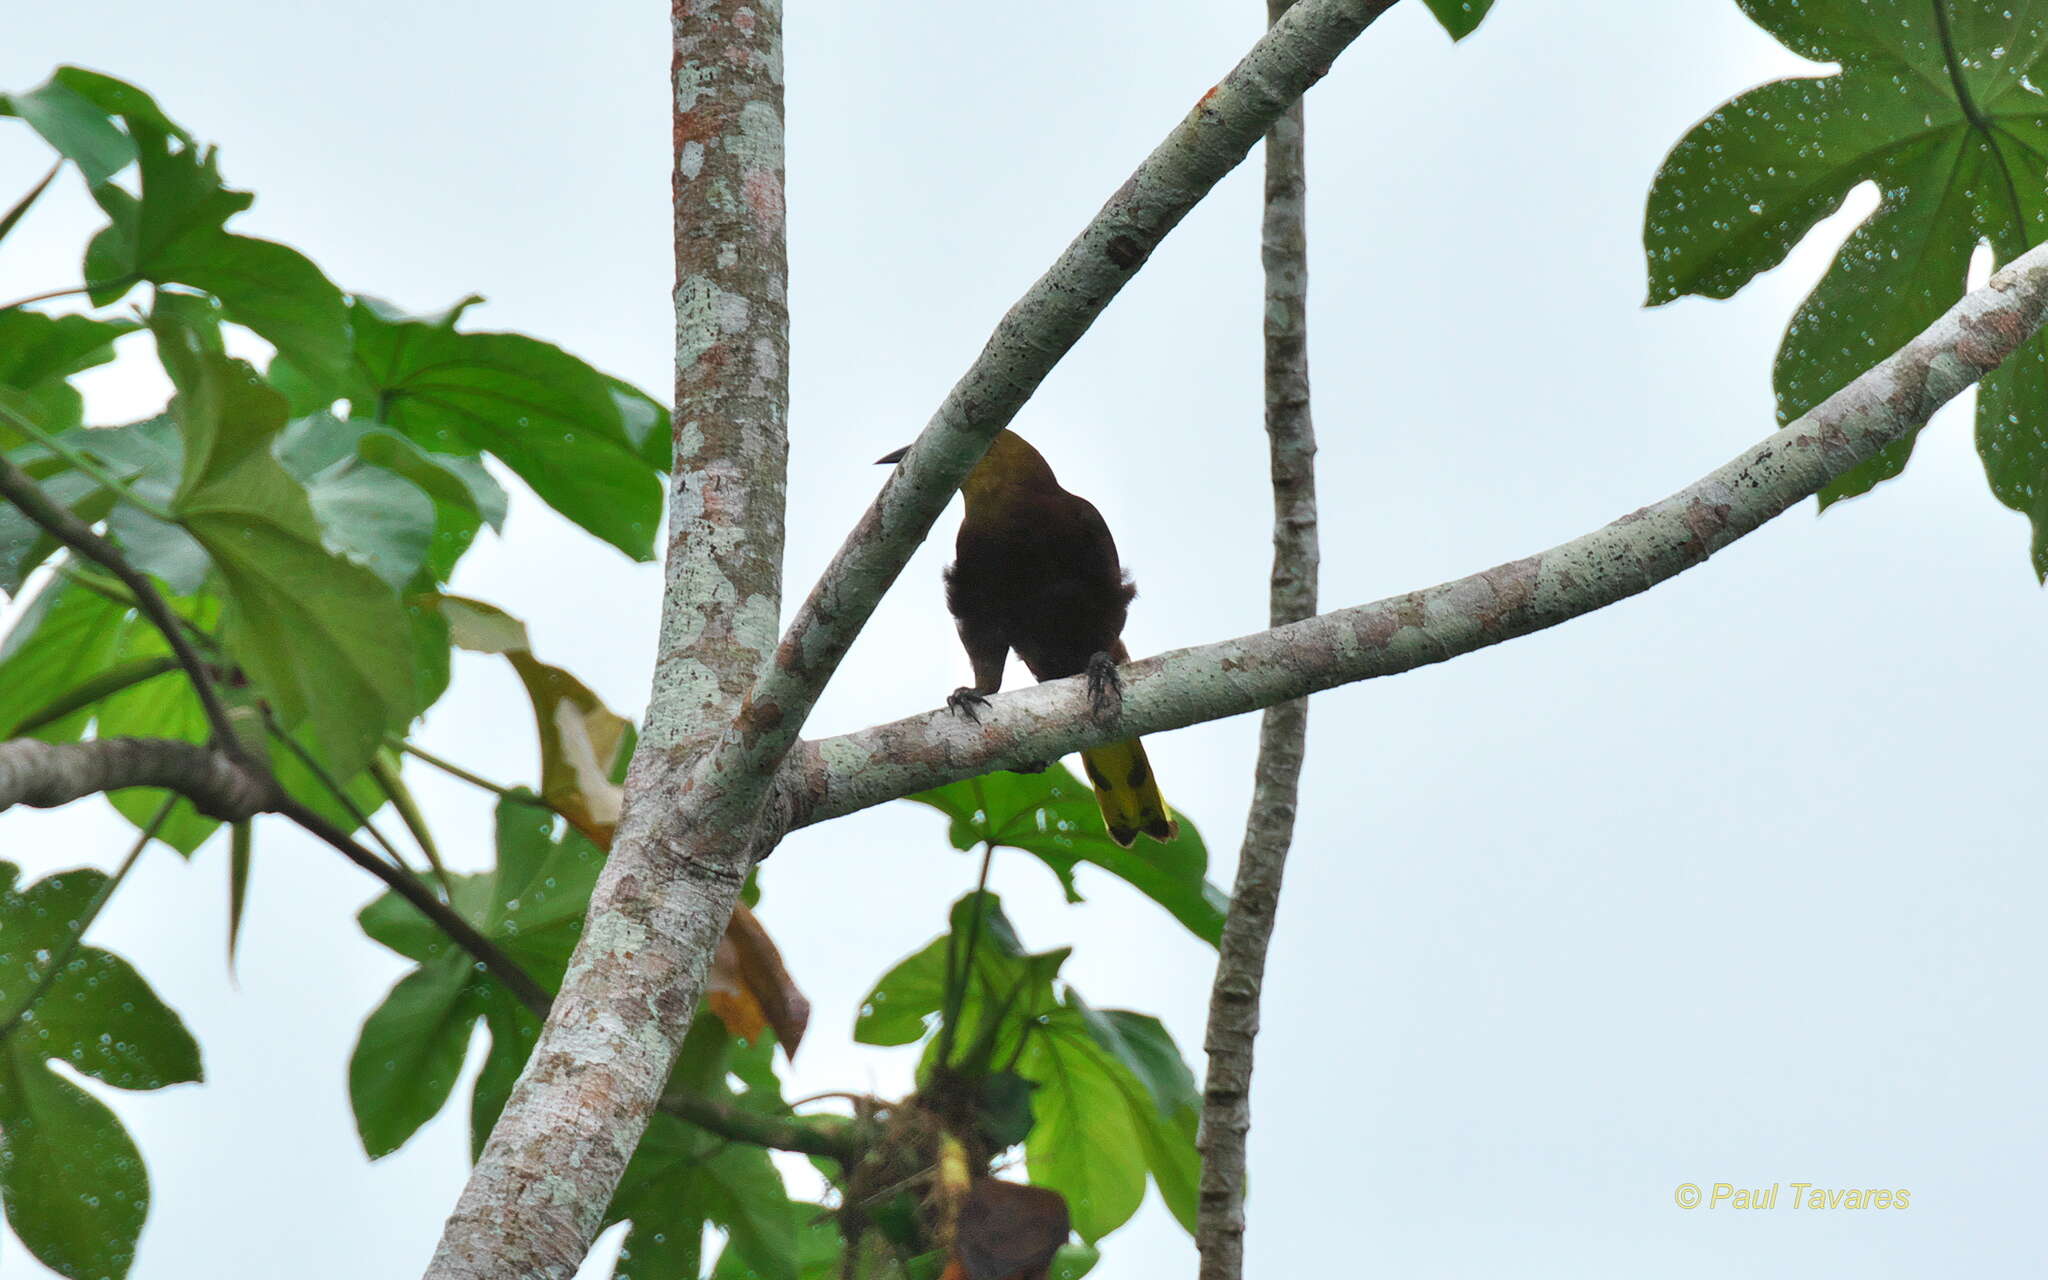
[1012,759,1050,774]
[1085,652,1122,721]
[947,687,992,722]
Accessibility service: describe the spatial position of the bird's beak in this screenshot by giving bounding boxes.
[875,446,910,465]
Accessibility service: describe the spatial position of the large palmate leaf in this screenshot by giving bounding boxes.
[0,862,201,1280]
[342,296,664,559]
[904,766,1228,945]
[1646,0,2048,572]
[13,69,355,395]
[155,314,415,774]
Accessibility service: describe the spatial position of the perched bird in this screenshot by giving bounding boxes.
[878,431,1176,847]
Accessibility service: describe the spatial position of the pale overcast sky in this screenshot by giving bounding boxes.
[4,2,2043,1277]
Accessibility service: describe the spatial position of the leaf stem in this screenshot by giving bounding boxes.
[0,163,62,252]
[393,737,536,802]
[6,656,181,736]
[936,837,998,1070]
[370,751,455,896]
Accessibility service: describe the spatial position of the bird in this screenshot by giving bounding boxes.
[877,430,1176,847]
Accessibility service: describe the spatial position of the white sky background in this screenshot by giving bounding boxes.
[3,1,2044,1276]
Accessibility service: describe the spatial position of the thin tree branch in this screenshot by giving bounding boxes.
[0,731,842,1163]
[729,0,1399,786]
[658,1087,863,1163]
[0,455,243,757]
[0,736,269,817]
[271,791,558,1019]
[1199,8,1319,1269]
[781,240,2048,825]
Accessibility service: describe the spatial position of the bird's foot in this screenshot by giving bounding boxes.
[1085,652,1122,721]
[1011,759,1050,774]
[947,687,992,722]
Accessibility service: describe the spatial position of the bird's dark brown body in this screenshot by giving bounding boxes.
[887,430,1173,847]
[943,458,1135,689]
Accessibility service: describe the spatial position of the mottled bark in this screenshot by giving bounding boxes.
[0,736,267,818]
[780,240,2048,824]
[421,2,791,1276]
[1199,8,1319,1271]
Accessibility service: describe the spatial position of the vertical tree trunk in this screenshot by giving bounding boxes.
[420,3,791,1276]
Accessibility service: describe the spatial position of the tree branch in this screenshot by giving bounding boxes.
[781,239,2048,824]
[0,732,842,1164]
[658,1087,863,1164]
[1199,5,1319,1269]
[0,454,243,758]
[0,736,269,818]
[726,0,1399,783]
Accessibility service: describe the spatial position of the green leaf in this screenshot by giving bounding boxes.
[1015,1020,1148,1244]
[0,1053,149,1280]
[0,74,136,185]
[1645,0,2048,569]
[156,315,415,773]
[354,798,607,1158]
[66,94,350,392]
[1072,1006,1199,1121]
[614,1118,797,1280]
[1050,1242,1101,1280]
[1057,1002,1201,1236]
[0,310,137,433]
[344,296,663,559]
[711,1202,841,1280]
[1422,0,1495,40]
[469,986,541,1159]
[0,577,128,739]
[300,450,438,590]
[276,409,503,585]
[854,893,1067,1061]
[348,958,479,1158]
[0,415,187,593]
[904,766,1228,944]
[0,861,202,1280]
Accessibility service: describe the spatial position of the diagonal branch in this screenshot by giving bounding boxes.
[1199,5,1320,1270]
[0,454,243,757]
[781,239,2048,825]
[723,0,1400,784]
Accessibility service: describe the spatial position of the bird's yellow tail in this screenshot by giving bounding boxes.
[1079,738,1177,848]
